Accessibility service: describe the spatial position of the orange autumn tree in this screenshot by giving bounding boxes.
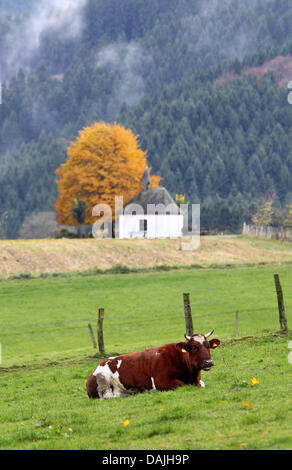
[55,122,161,226]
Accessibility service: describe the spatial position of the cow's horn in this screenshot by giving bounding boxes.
[184,334,191,341]
[205,330,214,338]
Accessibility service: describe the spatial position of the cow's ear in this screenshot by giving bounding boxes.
[209,339,220,349]
[177,342,191,353]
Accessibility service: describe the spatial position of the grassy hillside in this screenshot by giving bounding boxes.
[1,236,292,278]
[0,265,291,449]
[1,335,291,450]
[1,264,291,367]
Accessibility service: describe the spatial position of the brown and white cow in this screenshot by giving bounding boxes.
[86,330,220,399]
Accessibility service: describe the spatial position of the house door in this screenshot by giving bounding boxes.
[139,219,147,237]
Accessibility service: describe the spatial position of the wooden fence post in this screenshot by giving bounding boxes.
[88,323,97,349]
[98,308,105,353]
[274,274,288,333]
[183,293,194,337]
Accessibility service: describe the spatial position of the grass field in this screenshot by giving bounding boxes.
[1,235,292,278]
[0,263,292,449]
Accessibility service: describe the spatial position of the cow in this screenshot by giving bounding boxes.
[86,330,220,399]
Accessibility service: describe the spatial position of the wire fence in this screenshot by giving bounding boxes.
[0,273,289,367]
[0,305,282,337]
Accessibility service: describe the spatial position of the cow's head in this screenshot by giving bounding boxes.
[179,330,220,371]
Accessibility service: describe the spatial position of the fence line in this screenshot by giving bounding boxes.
[243,222,292,241]
[0,304,279,330]
[0,307,279,338]
[1,274,289,346]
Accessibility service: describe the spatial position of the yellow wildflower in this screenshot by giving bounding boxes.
[251,377,259,386]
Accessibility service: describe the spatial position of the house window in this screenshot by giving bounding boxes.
[139,219,147,232]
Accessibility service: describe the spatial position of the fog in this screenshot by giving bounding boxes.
[0,0,86,80]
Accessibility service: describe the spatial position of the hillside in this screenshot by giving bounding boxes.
[214,54,292,88]
[1,265,291,449]
[121,71,292,230]
[1,0,292,237]
[1,236,292,278]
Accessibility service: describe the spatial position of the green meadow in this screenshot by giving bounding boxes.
[0,265,292,449]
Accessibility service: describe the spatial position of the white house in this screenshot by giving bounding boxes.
[118,186,184,239]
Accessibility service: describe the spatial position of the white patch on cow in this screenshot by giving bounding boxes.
[151,377,156,391]
[93,363,137,399]
[199,380,205,388]
[155,352,159,355]
[117,360,122,369]
[105,357,116,366]
[192,335,205,344]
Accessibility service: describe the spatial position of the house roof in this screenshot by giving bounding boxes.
[125,187,180,214]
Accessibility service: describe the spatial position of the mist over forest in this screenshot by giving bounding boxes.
[1,0,292,238]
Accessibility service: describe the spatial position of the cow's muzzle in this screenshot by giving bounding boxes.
[202,360,214,371]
